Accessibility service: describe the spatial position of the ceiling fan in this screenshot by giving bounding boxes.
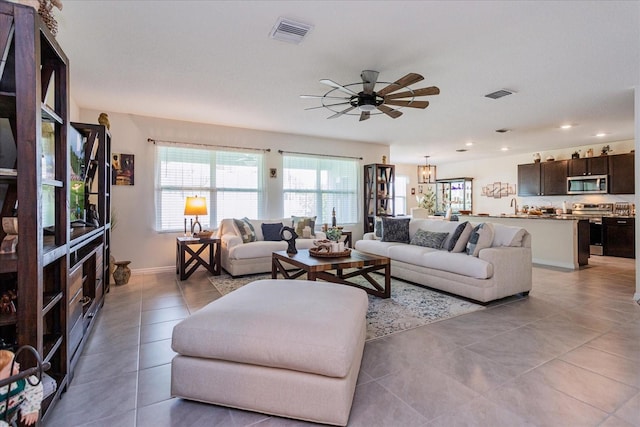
[300,70,439,121]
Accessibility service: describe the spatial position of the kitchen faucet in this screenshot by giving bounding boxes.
[510,198,518,214]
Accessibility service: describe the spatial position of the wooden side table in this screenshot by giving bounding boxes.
[340,231,352,248]
[176,237,221,280]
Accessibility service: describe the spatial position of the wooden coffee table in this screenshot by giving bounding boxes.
[272,249,391,298]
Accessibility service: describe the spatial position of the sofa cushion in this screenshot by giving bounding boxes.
[233,217,257,243]
[382,217,410,243]
[388,244,438,265]
[421,251,493,279]
[355,239,404,257]
[466,223,495,256]
[491,223,527,247]
[448,221,473,252]
[292,216,316,238]
[410,230,449,249]
[261,223,283,241]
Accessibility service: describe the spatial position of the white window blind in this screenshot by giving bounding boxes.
[155,145,265,232]
[282,154,359,225]
[395,175,408,215]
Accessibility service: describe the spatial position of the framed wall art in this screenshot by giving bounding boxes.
[112,153,135,185]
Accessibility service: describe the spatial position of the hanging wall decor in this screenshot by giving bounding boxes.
[481,182,516,199]
[112,153,135,185]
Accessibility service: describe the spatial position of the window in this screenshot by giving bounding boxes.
[282,154,359,225]
[155,144,264,232]
[395,175,408,215]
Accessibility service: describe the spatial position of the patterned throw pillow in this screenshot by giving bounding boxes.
[233,217,256,243]
[447,221,472,252]
[381,217,410,243]
[466,223,495,256]
[291,216,316,238]
[261,222,283,241]
[410,230,449,249]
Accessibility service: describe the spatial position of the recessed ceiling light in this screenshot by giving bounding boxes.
[501,147,509,151]
[595,132,607,137]
[560,124,573,129]
[465,142,474,146]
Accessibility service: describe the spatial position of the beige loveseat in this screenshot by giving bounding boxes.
[218,218,326,276]
[355,218,532,303]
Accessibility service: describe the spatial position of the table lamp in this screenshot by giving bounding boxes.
[184,196,207,235]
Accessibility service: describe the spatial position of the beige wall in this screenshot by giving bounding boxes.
[78,109,388,271]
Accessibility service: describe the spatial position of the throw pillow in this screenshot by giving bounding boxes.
[291,216,316,238]
[374,217,383,240]
[233,217,256,244]
[410,230,449,249]
[447,221,472,252]
[466,223,495,256]
[261,222,283,241]
[381,217,410,243]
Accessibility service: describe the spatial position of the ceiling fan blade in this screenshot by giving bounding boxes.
[377,104,403,119]
[304,101,351,111]
[385,86,440,100]
[385,100,430,109]
[300,95,351,100]
[319,79,358,96]
[328,105,357,119]
[359,111,370,121]
[376,73,425,97]
[361,70,379,95]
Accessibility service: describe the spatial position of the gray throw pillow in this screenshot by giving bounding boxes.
[447,221,470,252]
[381,217,410,243]
[410,230,449,249]
[374,217,383,239]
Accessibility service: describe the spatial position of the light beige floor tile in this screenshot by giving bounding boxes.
[348,381,427,427]
[586,331,640,361]
[427,396,535,427]
[486,374,608,426]
[560,346,640,388]
[614,393,640,426]
[524,359,638,413]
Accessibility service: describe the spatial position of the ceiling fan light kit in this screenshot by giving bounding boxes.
[301,70,439,120]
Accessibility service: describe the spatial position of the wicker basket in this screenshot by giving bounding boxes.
[309,247,351,258]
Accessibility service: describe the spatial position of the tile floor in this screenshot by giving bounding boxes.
[43,256,639,427]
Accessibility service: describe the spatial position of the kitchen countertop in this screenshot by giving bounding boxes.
[463,214,635,220]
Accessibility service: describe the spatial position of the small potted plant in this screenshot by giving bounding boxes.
[325,227,342,242]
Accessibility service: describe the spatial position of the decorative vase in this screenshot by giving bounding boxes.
[113,261,131,286]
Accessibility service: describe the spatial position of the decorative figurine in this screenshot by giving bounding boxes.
[98,112,110,130]
[331,207,337,227]
[279,226,298,254]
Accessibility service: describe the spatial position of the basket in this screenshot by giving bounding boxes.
[195,231,214,238]
[309,247,351,258]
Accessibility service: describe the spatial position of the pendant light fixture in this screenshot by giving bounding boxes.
[417,156,436,184]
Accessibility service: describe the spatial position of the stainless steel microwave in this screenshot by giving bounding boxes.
[567,175,608,194]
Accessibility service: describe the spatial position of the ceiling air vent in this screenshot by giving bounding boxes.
[270,17,313,44]
[485,89,514,99]
[495,128,511,133]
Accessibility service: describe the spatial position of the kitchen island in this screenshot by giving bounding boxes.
[461,214,589,270]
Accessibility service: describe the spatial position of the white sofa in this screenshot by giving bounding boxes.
[218,218,326,276]
[354,218,532,303]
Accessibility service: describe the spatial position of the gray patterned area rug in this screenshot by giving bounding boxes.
[208,273,484,341]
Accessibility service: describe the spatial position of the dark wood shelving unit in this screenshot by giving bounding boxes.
[0,1,111,419]
[363,163,395,233]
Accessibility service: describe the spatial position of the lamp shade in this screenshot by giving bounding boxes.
[184,196,207,215]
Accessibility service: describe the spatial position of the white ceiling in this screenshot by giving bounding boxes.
[56,1,639,165]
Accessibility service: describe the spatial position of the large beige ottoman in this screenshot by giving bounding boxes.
[171,279,368,426]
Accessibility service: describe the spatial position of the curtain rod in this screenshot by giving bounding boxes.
[148,138,270,153]
[277,150,362,161]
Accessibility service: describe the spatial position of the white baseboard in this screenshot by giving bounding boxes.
[130,266,175,275]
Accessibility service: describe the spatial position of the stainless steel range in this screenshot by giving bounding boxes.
[572,203,613,255]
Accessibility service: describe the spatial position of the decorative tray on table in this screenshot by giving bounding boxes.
[308,247,352,258]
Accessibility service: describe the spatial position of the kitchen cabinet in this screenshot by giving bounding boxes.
[568,156,608,176]
[608,153,634,194]
[364,163,395,233]
[517,160,568,196]
[435,178,472,214]
[603,217,635,258]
